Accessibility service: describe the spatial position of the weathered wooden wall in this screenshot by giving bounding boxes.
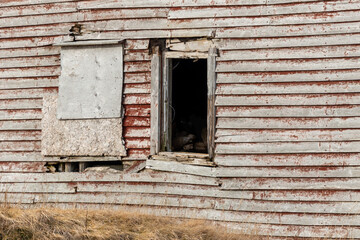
[1,0,360,238]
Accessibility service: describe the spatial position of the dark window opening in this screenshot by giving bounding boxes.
[170,59,207,153]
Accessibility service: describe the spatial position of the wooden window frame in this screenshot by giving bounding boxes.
[150,46,217,160]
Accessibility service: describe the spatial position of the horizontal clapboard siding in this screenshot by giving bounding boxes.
[1,0,360,238]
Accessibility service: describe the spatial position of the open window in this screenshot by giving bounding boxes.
[150,39,217,160]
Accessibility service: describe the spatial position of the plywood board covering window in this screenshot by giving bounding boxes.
[41,41,126,157]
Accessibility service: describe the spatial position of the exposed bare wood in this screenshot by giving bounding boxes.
[207,47,217,159]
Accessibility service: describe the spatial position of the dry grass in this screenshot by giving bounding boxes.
[0,206,255,240]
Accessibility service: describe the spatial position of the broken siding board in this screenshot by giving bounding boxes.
[219,45,360,61]
[215,129,360,143]
[215,94,360,106]
[216,22,360,38]
[168,2,360,19]
[216,58,360,72]
[147,160,216,177]
[216,117,360,129]
[221,178,360,191]
[216,70,360,83]
[0,56,59,69]
[219,34,360,50]
[216,106,360,117]
[214,153,360,167]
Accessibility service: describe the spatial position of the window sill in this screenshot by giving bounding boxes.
[149,152,215,167]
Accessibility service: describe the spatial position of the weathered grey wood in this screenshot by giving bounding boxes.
[215,129,360,143]
[0,99,42,110]
[0,0,75,7]
[0,47,59,59]
[125,39,149,50]
[162,57,172,151]
[216,106,360,117]
[150,46,161,155]
[0,78,58,90]
[146,159,216,177]
[78,0,267,9]
[216,117,360,129]
[219,45,360,61]
[169,2,360,19]
[216,22,360,38]
[124,72,151,83]
[55,40,123,47]
[217,70,360,83]
[0,36,72,49]
[0,88,57,100]
[216,58,360,72]
[219,33,360,49]
[0,182,75,193]
[0,109,41,120]
[207,48,217,159]
[215,94,360,106]
[124,61,151,72]
[0,120,41,130]
[215,142,360,154]
[0,131,40,141]
[0,66,60,79]
[216,166,360,178]
[0,2,77,18]
[58,44,123,119]
[214,153,360,167]
[221,178,360,191]
[0,172,218,186]
[0,24,73,39]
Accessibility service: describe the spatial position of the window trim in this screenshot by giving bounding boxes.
[150,45,218,159]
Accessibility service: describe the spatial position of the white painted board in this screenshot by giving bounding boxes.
[57,44,123,119]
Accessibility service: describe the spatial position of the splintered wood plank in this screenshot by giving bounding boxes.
[214,153,360,167]
[216,70,360,83]
[215,94,360,106]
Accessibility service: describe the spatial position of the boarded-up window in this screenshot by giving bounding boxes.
[58,44,123,119]
[41,41,126,157]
